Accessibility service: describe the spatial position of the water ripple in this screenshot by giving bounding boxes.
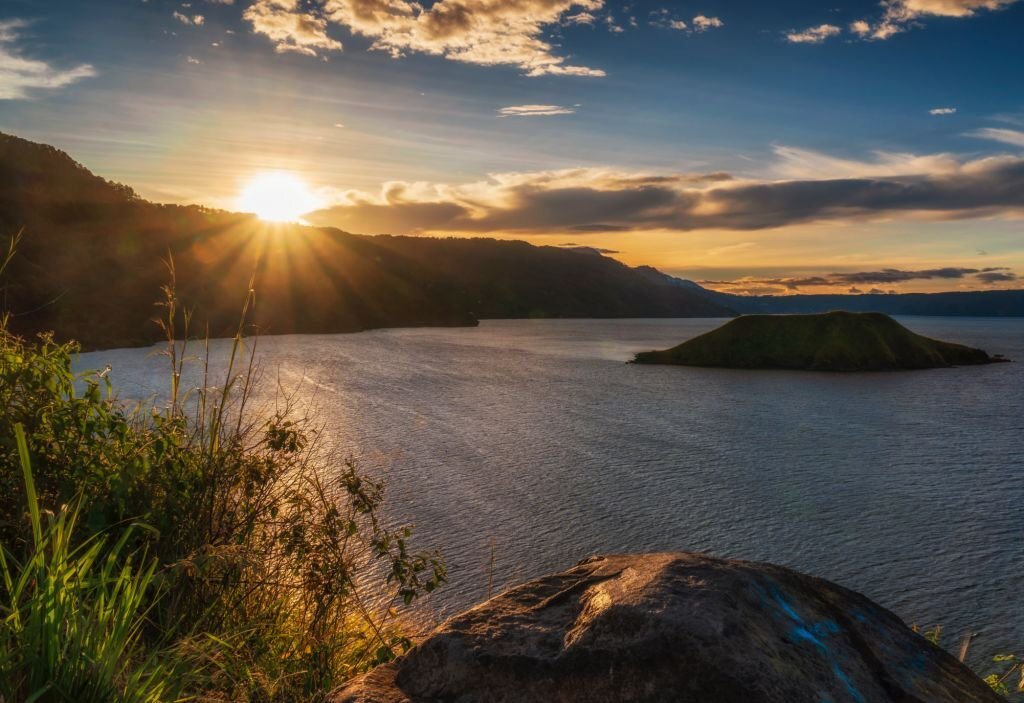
[78,316,1024,666]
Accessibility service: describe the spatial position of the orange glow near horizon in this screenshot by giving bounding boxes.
[236,171,321,223]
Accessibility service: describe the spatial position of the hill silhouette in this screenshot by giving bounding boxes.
[0,133,732,349]
[633,312,1001,371]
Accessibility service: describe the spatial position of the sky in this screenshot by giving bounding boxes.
[1,0,1023,294]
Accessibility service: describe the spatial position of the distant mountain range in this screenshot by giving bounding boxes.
[0,133,731,348]
[1,133,1020,349]
[637,269,1024,318]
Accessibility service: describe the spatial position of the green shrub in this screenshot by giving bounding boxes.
[0,424,196,703]
[0,245,446,700]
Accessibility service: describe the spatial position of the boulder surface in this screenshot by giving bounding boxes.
[332,552,1002,703]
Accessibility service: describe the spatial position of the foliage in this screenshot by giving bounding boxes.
[0,424,195,703]
[911,624,1022,701]
[0,245,445,700]
[984,655,1024,700]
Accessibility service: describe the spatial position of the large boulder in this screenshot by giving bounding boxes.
[332,552,1002,703]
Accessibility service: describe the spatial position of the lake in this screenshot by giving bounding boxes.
[78,317,1024,664]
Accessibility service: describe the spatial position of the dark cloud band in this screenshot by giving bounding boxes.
[306,156,1024,235]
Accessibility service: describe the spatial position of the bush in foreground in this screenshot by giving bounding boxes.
[0,424,193,702]
[0,251,445,701]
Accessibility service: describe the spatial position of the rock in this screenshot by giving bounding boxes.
[332,553,1002,703]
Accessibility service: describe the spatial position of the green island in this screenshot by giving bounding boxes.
[633,311,1007,371]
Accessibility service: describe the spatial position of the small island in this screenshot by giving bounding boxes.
[633,311,1006,371]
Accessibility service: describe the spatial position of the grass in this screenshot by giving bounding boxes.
[0,425,193,703]
[0,243,445,701]
[633,311,995,371]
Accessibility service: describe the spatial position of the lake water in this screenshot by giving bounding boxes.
[78,317,1024,664]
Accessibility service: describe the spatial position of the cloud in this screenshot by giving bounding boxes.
[976,270,1018,282]
[649,9,678,28]
[559,244,620,254]
[246,0,607,75]
[651,11,724,33]
[702,267,1018,291]
[768,145,963,179]
[323,0,606,76]
[0,19,96,100]
[244,0,343,56]
[853,0,1020,40]
[833,267,1012,284]
[890,0,1019,17]
[692,15,724,31]
[706,241,755,257]
[565,12,596,25]
[173,11,205,25]
[187,55,202,64]
[499,104,575,117]
[968,127,1024,147]
[929,107,957,115]
[784,24,842,43]
[712,285,789,296]
[304,147,1024,235]
[850,20,873,35]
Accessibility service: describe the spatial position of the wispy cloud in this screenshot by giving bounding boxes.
[692,15,724,32]
[968,127,1024,147]
[768,145,961,179]
[784,24,842,44]
[929,107,957,115]
[246,0,605,76]
[559,243,620,254]
[977,270,1018,282]
[604,15,624,32]
[702,266,1017,292]
[853,0,1021,40]
[305,147,1024,235]
[706,241,755,257]
[649,9,681,29]
[173,11,205,25]
[651,10,724,33]
[499,104,576,117]
[0,19,96,100]
[565,12,596,25]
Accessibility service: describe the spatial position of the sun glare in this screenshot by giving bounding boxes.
[237,171,320,223]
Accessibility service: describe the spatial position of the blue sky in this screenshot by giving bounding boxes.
[2,0,1023,293]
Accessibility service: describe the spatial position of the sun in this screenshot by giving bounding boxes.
[236,171,320,223]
